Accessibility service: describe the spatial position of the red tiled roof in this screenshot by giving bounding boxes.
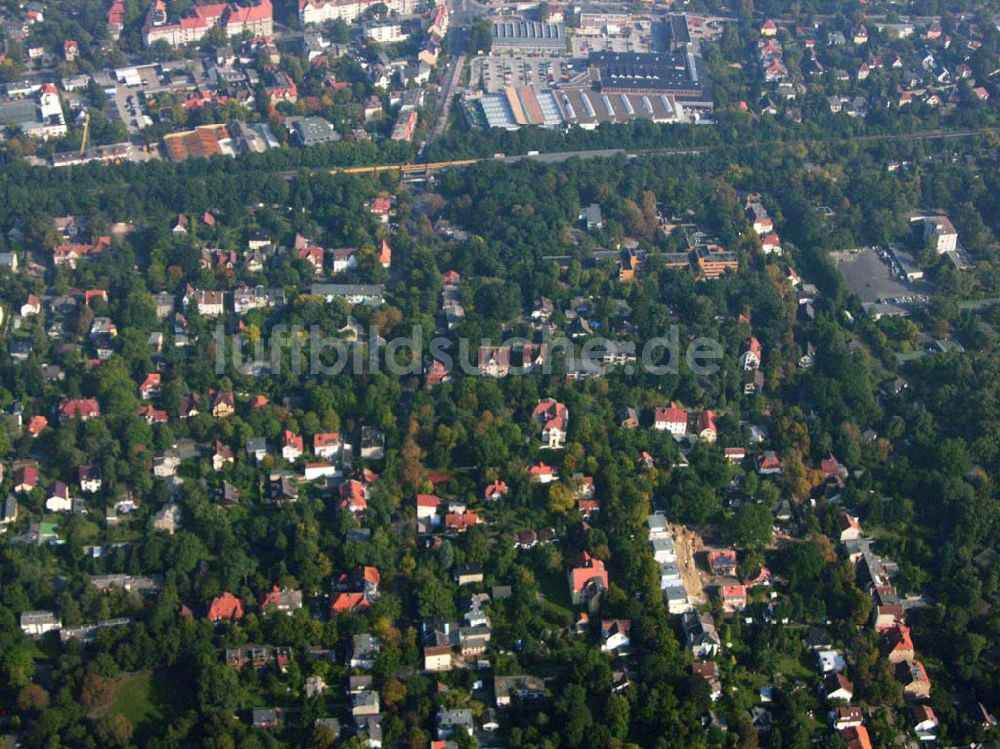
[330,592,369,613]
[207,592,244,621]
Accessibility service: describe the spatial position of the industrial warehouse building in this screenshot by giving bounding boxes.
[491,20,567,53]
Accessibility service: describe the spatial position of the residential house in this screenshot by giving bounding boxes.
[884,624,915,664]
[313,432,341,459]
[483,480,508,501]
[60,398,100,422]
[281,430,303,462]
[654,406,688,437]
[529,462,558,484]
[195,290,225,317]
[840,726,873,749]
[423,644,453,672]
[897,660,931,700]
[648,513,669,539]
[741,337,762,369]
[152,503,182,534]
[226,645,292,669]
[138,373,162,400]
[839,513,862,542]
[833,706,864,730]
[360,426,385,460]
[303,462,338,480]
[478,346,511,378]
[351,687,380,718]
[1,496,18,527]
[697,410,717,442]
[20,610,61,636]
[494,674,546,707]
[568,552,608,606]
[211,391,235,418]
[720,584,747,612]
[213,442,234,471]
[78,465,101,493]
[912,705,938,740]
[708,549,738,577]
[445,510,479,533]
[416,493,442,530]
[819,649,847,674]
[339,479,368,517]
[259,586,303,613]
[453,564,484,586]
[207,592,244,621]
[757,451,782,474]
[532,398,569,449]
[825,673,855,702]
[46,481,72,512]
[246,437,269,464]
[600,619,631,656]
[251,708,280,729]
[26,415,47,437]
[683,611,721,658]
[436,709,474,740]
[350,633,382,669]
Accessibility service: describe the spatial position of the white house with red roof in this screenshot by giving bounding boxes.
[532,398,568,449]
[60,398,100,422]
[761,233,782,254]
[20,294,41,317]
[697,410,717,443]
[484,480,508,501]
[143,0,273,47]
[369,194,393,223]
[740,337,763,370]
[340,479,368,517]
[654,406,688,437]
[14,465,39,493]
[838,512,862,542]
[528,462,558,484]
[138,373,162,400]
[600,619,631,655]
[720,584,747,612]
[282,430,304,462]
[313,432,341,459]
[303,462,339,481]
[416,493,442,528]
[568,552,608,606]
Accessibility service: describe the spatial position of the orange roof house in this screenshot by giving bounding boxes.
[27,415,48,437]
[484,480,508,500]
[61,398,100,421]
[330,592,369,613]
[207,592,244,621]
[840,725,873,749]
[568,552,609,605]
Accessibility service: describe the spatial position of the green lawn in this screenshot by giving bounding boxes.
[109,669,195,740]
[110,671,156,727]
[776,653,814,680]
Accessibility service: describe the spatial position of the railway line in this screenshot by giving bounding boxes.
[301,127,995,180]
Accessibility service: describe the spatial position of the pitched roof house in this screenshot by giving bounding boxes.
[568,552,609,606]
[207,592,244,621]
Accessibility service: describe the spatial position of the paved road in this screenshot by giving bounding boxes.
[433,52,467,139]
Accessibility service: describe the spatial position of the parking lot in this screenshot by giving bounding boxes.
[109,87,150,134]
[834,247,936,306]
[470,56,571,92]
[570,31,654,56]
